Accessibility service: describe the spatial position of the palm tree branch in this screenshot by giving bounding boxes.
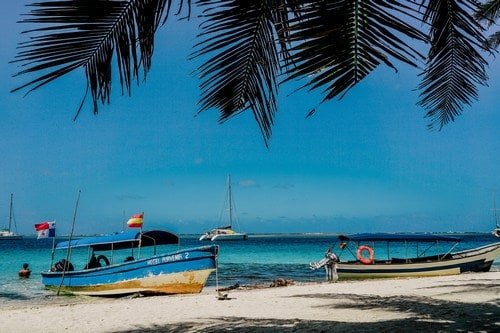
[11,0,183,115]
[193,0,283,146]
[285,0,426,116]
[474,0,500,25]
[418,0,489,129]
[487,30,500,47]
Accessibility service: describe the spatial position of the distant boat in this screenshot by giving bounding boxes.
[41,230,218,296]
[311,233,500,279]
[491,194,500,238]
[0,194,22,240]
[199,175,248,241]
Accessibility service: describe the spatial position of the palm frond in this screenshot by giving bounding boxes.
[284,0,427,116]
[418,0,489,129]
[11,0,185,116]
[193,0,284,146]
[474,0,500,25]
[474,0,500,50]
[488,30,500,47]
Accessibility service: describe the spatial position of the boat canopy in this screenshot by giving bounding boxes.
[55,230,179,251]
[338,233,461,243]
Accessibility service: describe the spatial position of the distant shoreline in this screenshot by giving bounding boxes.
[14,231,498,239]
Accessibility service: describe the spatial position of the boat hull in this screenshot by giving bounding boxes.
[200,230,248,241]
[336,243,500,279]
[199,234,212,241]
[41,245,217,296]
[211,233,248,241]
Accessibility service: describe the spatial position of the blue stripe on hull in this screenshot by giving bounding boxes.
[41,245,217,292]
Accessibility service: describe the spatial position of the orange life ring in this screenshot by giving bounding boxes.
[357,245,374,265]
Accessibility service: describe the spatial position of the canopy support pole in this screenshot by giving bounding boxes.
[57,190,81,296]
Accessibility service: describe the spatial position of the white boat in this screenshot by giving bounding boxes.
[311,233,500,279]
[199,176,248,241]
[0,194,22,240]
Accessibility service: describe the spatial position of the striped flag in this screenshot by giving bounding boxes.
[35,221,56,239]
[127,213,144,228]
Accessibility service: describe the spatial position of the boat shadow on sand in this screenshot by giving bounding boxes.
[0,291,31,301]
[114,282,499,332]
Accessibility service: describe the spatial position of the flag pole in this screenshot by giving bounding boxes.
[138,212,144,259]
[49,220,56,269]
[50,236,56,269]
[57,190,81,296]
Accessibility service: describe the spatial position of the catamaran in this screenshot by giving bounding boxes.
[199,175,248,241]
[0,194,22,240]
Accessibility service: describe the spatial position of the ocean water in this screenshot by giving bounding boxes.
[1,233,498,307]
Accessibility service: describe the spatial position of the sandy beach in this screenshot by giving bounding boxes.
[2,272,499,332]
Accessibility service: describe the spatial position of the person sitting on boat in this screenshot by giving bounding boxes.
[18,263,31,278]
[52,259,74,272]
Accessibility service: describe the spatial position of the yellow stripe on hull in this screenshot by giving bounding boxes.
[48,268,215,296]
[338,267,460,279]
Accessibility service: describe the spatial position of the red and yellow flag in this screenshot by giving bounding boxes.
[127,212,144,228]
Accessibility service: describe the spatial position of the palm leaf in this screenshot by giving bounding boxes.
[474,0,500,49]
[474,0,500,25]
[284,0,427,116]
[418,0,489,129]
[193,0,286,146]
[487,30,500,47]
[11,0,185,117]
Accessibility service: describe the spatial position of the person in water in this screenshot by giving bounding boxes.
[18,263,31,278]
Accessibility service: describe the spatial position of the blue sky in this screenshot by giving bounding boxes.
[0,2,499,236]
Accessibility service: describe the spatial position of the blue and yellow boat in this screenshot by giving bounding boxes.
[42,230,217,296]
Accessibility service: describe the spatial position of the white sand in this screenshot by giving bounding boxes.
[2,272,499,332]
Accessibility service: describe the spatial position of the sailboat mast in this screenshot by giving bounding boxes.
[494,193,499,228]
[228,175,233,228]
[8,193,13,232]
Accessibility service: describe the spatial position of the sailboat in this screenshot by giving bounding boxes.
[0,194,23,240]
[492,194,500,238]
[199,176,248,241]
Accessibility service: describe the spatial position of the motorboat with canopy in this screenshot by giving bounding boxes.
[311,233,500,279]
[42,229,218,296]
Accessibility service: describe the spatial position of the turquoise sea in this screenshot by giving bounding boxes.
[1,233,499,307]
